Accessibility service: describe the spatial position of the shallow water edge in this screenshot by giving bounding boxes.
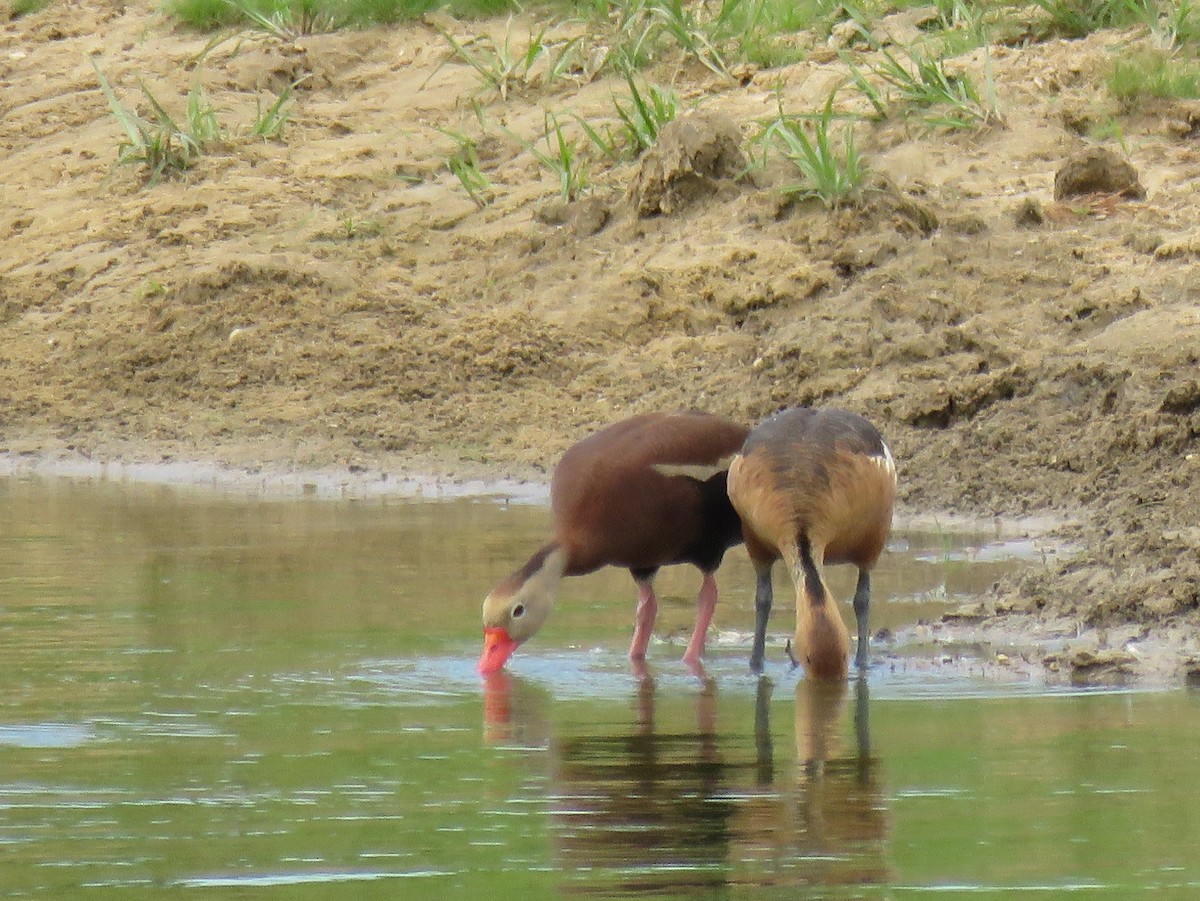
[4,450,1197,688]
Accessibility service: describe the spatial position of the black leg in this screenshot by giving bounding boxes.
[750,566,773,674]
[852,568,871,670]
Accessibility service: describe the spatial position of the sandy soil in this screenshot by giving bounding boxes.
[2,2,1198,682]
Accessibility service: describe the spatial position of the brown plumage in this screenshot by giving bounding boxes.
[478,412,750,675]
[726,408,896,678]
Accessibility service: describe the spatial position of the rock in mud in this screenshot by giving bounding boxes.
[1063,647,1138,682]
[1053,147,1145,201]
[942,602,991,623]
[1186,659,1200,687]
[628,111,746,217]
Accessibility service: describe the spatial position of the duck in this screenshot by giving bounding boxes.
[726,407,896,678]
[477,411,750,675]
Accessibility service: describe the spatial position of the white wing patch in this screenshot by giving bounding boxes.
[650,455,737,481]
[871,441,897,480]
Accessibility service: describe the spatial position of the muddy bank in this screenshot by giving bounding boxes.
[2,4,1198,677]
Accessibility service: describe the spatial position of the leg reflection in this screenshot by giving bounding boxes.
[497,672,892,895]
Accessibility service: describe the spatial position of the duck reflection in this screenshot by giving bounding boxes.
[484,672,889,895]
[553,672,728,895]
[785,677,889,890]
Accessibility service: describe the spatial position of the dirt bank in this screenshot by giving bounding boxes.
[2,3,1198,681]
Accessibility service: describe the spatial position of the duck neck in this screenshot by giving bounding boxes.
[519,542,568,592]
[791,535,850,679]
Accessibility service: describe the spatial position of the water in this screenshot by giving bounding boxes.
[1,475,1197,899]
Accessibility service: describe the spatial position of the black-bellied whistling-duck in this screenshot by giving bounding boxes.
[477,412,750,675]
[726,408,896,678]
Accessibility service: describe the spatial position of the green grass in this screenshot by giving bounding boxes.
[503,111,590,200]
[440,128,495,206]
[1109,49,1200,100]
[584,0,661,73]
[179,0,843,77]
[644,0,731,76]
[842,28,1002,130]
[1028,0,1157,39]
[11,0,53,16]
[338,214,385,238]
[575,75,677,158]
[93,62,303,183]
[1087,115,1129,151]
[927,0,1008,55]
[754,91,868,208]
[224,0,342,37]
[250,78,303,139]
[612,75,677,153]
[583,0,837,78]
[92,61,222,183]
[429,20,581,99]
[165,0,511,31]
[1154,0,1200,48]
[716,0,834,66]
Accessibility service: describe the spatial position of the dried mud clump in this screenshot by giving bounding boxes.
[628,111,746,217]
[1013,197,1045,228]
[1160,380,1200,415]
[855,175,939,237]
[533,195,612,237]
[898,368,1026,429]
[1053,147,1145,201]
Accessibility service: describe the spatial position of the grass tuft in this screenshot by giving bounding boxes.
[250,77,305,139]
[429,20,582,100]
[1153,0,1200,49]
[575,75,678,159]
[842,27,1002,130]
[440,128,495,207]
[613,75,678,154]
[1029,0,1157,39]
[92,60,221,184]
[1109,49,1200,101]
[11,0,53,16]
[754,91,868,208]
[222,0,342,39]
[503,111,590,201]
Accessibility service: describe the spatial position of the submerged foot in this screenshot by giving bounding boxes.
[628,655,650,681]
[681,652,706,679]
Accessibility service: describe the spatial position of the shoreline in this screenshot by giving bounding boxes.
[0,446,1063,534]
[4,445,1197,688]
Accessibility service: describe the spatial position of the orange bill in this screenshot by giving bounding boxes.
[477,626,518,675]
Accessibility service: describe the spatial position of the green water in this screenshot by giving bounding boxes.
[0,476,1197,899]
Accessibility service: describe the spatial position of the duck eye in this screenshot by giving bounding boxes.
[512,604,526,618]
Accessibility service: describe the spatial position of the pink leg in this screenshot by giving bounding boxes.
[629,582,657,661]
[682,573,718,668]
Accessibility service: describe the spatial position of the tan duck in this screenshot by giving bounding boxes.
[726,407,896,678]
